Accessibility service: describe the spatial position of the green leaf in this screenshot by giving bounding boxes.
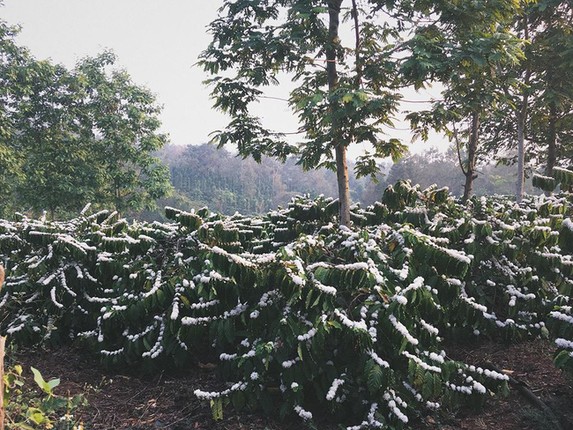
[414,364,425,388]
[422,371,434,399]
[367,363,384,394]
[305,289,314,309]
[499,380,510,397]
[554,350,572,370]
[327,320,342,330]
[408,359,417,381]
[47,377,61,391]
[26,407,47,425]
[231,390,246,411]
[433,373,442,398]
[342,93,354,103]
[297,343,304,361]
[31,367,57,395]
[210,397,224,421]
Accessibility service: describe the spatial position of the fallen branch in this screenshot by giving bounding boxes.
[484,361,564,430]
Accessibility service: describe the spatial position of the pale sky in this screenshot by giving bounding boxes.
[2,0,229,146]
[2,0,443,155]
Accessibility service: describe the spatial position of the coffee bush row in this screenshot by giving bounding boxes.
[0,182,571,428]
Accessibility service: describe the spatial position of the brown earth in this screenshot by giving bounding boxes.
[418,340,573,430]
[9,338,573,430]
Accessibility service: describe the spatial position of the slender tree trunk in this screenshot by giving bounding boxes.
[351,0,362,88]
[516,108,526,203]
[516,75,530,203]
[546,102,557,177]
[335,146,351,225]
[0,265,5,430]
[516,19,530,204]
[462,112,480,202]
[327,0,351,226]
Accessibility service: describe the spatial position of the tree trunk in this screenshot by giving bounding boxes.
[516,79,530,203]
[516,19,530,204]
[516,110,526,203]
[335,145,351,225]
[326,0,351,226]
[462,112,480,202]
[546,102,557,177]
[0,265,5,430]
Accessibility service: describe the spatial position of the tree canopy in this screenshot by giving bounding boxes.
[0,19,172,219]
[481,1,573,172]
[200,0,409,224]
[200,0,540,223]
[407,0,573,201]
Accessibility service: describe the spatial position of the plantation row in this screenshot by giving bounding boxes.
[0,181,572,429]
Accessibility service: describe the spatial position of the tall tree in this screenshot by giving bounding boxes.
[401,1,525,202]
[527,1,573,177]
[200,0,528,219]
[199,0,406,226]
[0,18,29,217]
[0,27,172,218]
[12,60,99,217]
[74,52,173,214]
[479,1,573,199]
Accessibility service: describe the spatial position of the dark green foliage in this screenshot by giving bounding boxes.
[0,18,172,219]
[1,183,572,427]
[532,167,573,193]
[554,167,573,190]
[479,1,573,184]
[533,174,557,193]
[164,144,341,216]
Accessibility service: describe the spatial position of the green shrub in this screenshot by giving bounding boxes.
[0,184,571,428]
[3,364,86,429]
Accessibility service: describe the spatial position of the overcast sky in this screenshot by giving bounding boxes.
[2,0,442,155]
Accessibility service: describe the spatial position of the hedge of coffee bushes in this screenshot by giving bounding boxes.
[0,181,571,428]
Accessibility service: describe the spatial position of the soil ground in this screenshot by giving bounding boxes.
[9,338,573,430]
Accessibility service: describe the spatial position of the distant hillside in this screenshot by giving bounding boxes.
[136,144,536,219]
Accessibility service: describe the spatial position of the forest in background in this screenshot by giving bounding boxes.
[2,0,572,223]
[143,143,537,220]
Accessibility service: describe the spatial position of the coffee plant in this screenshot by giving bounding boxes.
[0,181,572,429]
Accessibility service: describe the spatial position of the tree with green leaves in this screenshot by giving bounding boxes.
[200,1,529,221]
[401,1,526,202]
[519,0,573,181]
[199,0,407,225]
[11,59,102,217]
[479,0,573,201]
[0,16,172,218]
[74,52,173,214]
[0,18,29,217]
